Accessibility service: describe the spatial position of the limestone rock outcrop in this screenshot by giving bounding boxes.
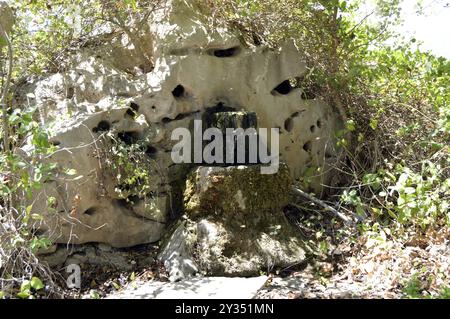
[19,0,342,249]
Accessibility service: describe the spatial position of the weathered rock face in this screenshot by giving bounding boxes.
[159,164,306,280]
[20,0,342,249]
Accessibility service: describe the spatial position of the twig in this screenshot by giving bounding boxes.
[291,186,364,224]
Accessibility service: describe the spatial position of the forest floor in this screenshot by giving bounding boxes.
[62,212,449,299]
[256,233,449,299]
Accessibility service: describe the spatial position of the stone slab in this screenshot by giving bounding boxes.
[108,276,268,299]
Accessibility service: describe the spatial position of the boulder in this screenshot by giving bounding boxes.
[159,164,306,280]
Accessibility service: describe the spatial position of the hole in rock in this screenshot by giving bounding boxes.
[271,77,306,96]
[50,140,61,146]
[310,125,316,133]
[84,207,97,216]
[95,120,111,132]
[162,117,172,124]
[118,131,141,145]
[316,119,322,128]
[210,46,240,58]
[126,102,140,117]
[146,146,158,158]
[284,118,294,132]
[303,141,312,153]
[172,85,186,98]
[272,80,293,95]
[151,105,156,110]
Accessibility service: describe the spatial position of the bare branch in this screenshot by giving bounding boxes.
[291,186,365,224]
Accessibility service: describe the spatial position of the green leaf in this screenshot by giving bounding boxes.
[31,213,43,221]
[112,282,120,290]
[30,277,45,291]
[17,291,30,299]
[90,290,100,299]
[19,280,31,298]
[369,118,378,130]
[346,119,356,131]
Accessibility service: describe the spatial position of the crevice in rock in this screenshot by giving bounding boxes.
[208,46,241,58]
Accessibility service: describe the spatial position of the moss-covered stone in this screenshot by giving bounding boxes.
[158,163,306,278]
[184,163,291,221]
